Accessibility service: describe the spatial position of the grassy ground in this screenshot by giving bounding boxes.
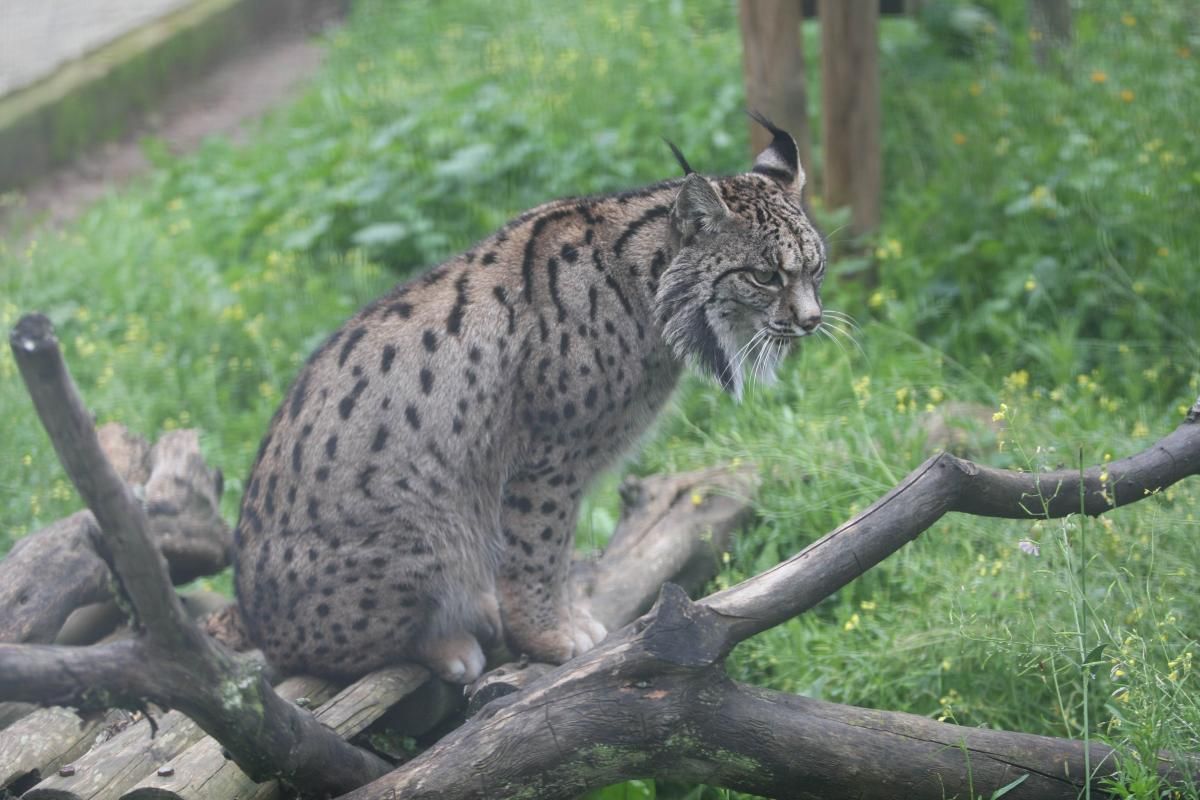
[2,1,1198,798]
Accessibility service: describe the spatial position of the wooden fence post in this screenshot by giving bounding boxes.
[739,0,812,178]
[819,0,881,237]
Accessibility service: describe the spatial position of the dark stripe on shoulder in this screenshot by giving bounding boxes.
[604,275,634,317]
[289,370,311,420]
[613,205,669,258]
[522,208,574,302]
[493,285,516,334]
[546,257,566,322]
[446,275,470,335]
[338,327,367,368]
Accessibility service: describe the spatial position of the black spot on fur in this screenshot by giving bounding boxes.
[405,404,421,430]
[446,275,469,335]
[422,330,438,352]
[381,345,396,374]
[371,424,389,452]
[289,370,310,420]
[338,327,367,368]
[420,368,434,395]
[339,378,369,420]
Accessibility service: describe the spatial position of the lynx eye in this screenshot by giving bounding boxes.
[748,268,783,289]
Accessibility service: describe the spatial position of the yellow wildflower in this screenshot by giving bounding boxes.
[1091,71,1108,84]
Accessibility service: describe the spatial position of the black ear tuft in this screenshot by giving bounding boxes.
[747,110,803,192]
[663,138,694,176]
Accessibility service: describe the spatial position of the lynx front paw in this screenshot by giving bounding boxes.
[509,605,608,664]
[565,604,608,655]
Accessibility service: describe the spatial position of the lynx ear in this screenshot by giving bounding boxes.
[748,110,805,193]
[671,173,730,242]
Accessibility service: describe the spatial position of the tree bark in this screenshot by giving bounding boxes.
[0,706,133,796]
[1029,0,1073,68]
[739,0,813,180]
[819,0,882,236]
[4,313,393,797]
[0,425,230,645]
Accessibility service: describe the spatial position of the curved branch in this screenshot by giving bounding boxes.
[704,396,1200,643]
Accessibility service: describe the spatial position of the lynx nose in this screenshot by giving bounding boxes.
[798,313,821,333]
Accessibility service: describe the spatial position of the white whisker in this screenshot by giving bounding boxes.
[822,320,868,362]
[721,328,766,386]
[823,308,862,331]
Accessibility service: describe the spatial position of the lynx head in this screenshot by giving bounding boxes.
[655,115,826,399]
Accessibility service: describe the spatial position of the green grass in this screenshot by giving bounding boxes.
[2,1,1198,798]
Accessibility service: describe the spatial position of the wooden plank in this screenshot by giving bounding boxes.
[119,670,425,800]
[0,707,132,794]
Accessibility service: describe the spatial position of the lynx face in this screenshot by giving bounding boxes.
[656,119,826,398]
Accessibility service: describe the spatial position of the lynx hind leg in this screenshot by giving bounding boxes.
[417,631,486,684]
[415,589,503,684]
[497,478,608,663]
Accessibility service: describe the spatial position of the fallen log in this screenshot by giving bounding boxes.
[0,423,230,645]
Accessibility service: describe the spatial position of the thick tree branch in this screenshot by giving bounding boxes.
[343,586,1198,800]
[703,395,1200,643]
[5,313,392,797]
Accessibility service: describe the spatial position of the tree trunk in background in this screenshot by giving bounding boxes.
[738,0,812,182]
[1029,0,1073,68]
[819,0,881,237]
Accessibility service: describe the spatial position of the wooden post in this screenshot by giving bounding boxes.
[1028,0,1072,68]
[739,1,812,176]
[819,0,882,236]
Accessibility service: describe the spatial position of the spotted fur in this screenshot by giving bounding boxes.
[234,119,827,682]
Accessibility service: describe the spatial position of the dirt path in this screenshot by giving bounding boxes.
[2,26,330,233]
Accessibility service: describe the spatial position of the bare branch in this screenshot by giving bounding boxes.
[703,398,1200,643]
